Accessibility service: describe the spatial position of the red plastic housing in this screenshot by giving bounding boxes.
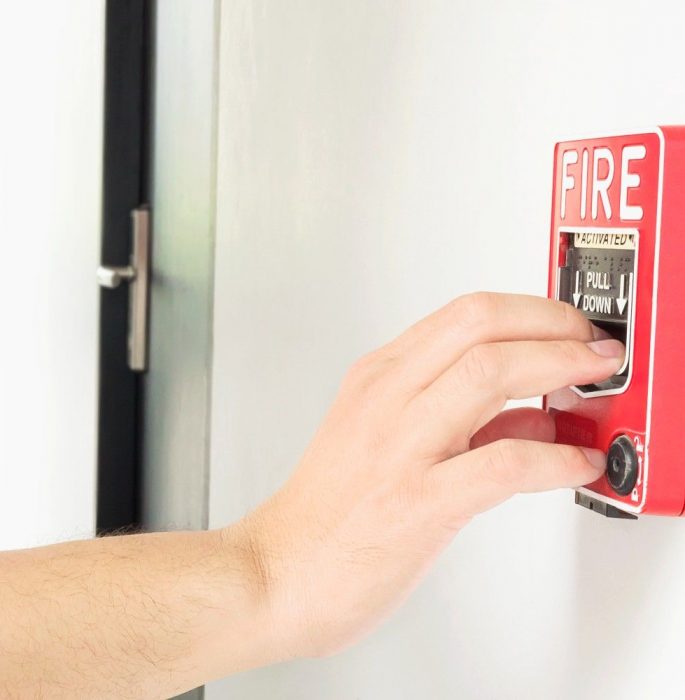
[545,127,685,517]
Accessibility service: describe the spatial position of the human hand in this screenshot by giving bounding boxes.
[236,293,623,662]
[0,292,624,699]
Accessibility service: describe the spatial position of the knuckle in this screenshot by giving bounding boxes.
[558,300,577,330]
[559,445,589,474]
[341,354,379,396]
[348,351,378,375]
[558,300,593,338]
[452,291,501,328]
[485,439,529,490]
[342,349,397,407]
[345,350,384,384]
[551,339,584,365]
[457,343,502,387]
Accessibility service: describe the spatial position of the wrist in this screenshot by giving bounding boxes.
[221,493,323,663]
[204,517,289,675]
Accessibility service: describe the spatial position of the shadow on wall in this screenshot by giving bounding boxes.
[567,509,685,697]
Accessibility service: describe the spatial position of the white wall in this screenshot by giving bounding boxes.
[0,2,104,549]
[208,1,685,697]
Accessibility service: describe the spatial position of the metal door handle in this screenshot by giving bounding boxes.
[97,206,151,371]
[96,265,136,288]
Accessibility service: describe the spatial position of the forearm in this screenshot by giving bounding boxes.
[0,526,276,699]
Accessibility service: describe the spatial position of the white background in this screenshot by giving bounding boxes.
[208,1,685,698]
[0,1,103,550]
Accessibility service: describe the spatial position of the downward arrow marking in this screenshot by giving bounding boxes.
[572,271,582,308]
[616,274,629,316]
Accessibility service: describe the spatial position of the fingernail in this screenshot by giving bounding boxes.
[587,339,625,359]
[591,324,613,341]
[580,447,607,472]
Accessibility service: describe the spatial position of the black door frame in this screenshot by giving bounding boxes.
[96,0,152,534]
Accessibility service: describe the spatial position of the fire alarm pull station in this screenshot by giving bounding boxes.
[545,128,685,518]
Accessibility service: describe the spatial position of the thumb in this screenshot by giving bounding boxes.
[425,439,606,520]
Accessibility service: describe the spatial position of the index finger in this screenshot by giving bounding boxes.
[384,293,607,393]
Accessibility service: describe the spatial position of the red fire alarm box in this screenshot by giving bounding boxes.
[545,127,685,518]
